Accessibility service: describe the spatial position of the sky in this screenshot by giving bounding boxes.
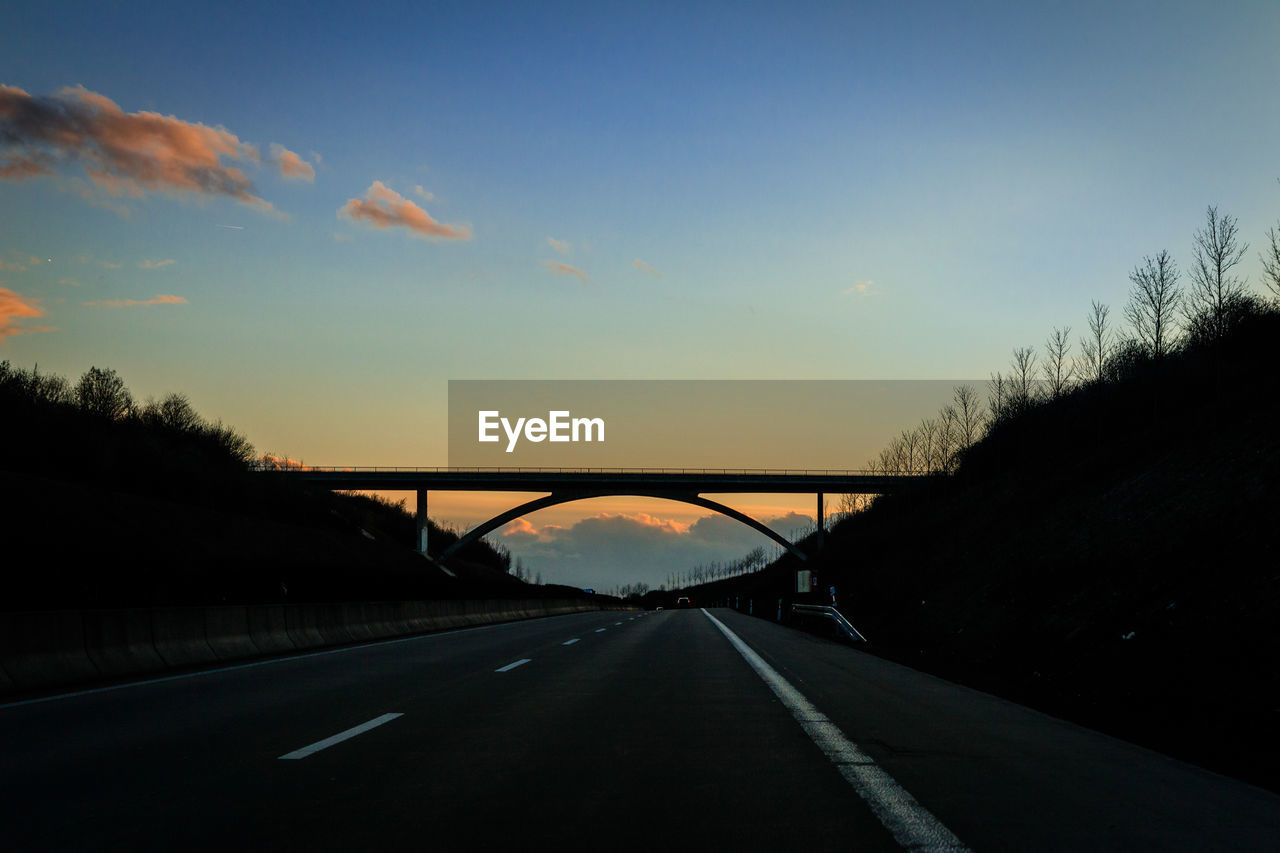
[3,0,1279,589]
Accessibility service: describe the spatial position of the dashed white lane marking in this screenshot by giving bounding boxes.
[278,713,403,760]
[615,621,623,626]
[495,658,532,672]
[595,628,607,633]
[562,638,580,646]
[701,609,970,853]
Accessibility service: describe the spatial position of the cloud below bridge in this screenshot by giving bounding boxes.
[495,507,816,590]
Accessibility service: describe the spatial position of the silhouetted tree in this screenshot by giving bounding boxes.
[1125,250,1182,358]
[1259,223,1280,305]
[1186,205,1248,341]
[1079,301,1114,385]
[1009,346,1038,412]
[141,392,204,432]
[74,366,133,419]
[951,384,982,450]
[1042,326,1074,398]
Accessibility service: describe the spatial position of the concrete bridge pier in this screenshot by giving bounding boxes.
[817,491,824,552]
[416,489,429,556]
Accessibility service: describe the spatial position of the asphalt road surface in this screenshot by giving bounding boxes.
[3,607,1279,851]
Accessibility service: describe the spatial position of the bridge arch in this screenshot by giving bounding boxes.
[438,490,808,564]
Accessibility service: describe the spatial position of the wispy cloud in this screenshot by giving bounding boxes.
[632,259,662,278]
[842,279,880,296]
[547,237,571,255]
[0,287,54,338]
[0,84,277,211]
[331,232,353,243]
[99,260,122,268]
[270,143,315,181]
[139,258,176,269]
[215,224,244,231]
[339,181,471,240]
[58,278,79,286]
[543,260,587,282]
[82,293,188,308]
[413,185,433,200]
[0,259,27,271]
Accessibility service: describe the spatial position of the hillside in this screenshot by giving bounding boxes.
[690,310,1280,791]
[0,362,535,608]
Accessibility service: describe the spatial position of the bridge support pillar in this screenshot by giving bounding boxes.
[416,489,429,556]
[816,491,824,552]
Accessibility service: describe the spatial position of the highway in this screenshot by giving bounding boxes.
[3,608,1279,851]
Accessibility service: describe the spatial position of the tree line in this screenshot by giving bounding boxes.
[0,361,255,464]
[867,201,1280,478]
[662,195,1280,594]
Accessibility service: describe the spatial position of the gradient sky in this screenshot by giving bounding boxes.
[4,1,1280,589]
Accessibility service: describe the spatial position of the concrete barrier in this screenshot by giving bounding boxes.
[247,605,295,655]
[314,603,356,646]
[83,609,166,678]
[283,605,326,650]
[1,610,98,690]
[1,598,628,698]
[152,607,217,668]
[205,607,260,661]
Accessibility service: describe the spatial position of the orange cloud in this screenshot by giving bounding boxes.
[0,153,53,180]
[139,258,175,269]
[632,259,662,277]
[0,83,274,210]
[503,511,691,541]
[271,143,315,181]
[543,260,587,282]
[260,454,311,471]
[339,181,471,240]
[502,518,540,537]
[548,237,570,254]
[0,259,27,271]
[82,293,188,308]
[0,287,54,338]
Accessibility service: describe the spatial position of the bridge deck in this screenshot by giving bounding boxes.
[269,468,920,493]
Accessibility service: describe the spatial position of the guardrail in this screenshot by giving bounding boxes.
[792,604,870,643]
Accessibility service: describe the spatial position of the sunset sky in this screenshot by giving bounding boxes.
[4,1,1280,588]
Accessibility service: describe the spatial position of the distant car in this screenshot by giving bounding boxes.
[654,606,663,611]
[676,596,691,608]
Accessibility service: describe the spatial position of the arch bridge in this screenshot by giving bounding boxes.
[272,468,920,564]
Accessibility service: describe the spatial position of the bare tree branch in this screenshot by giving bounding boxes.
[1124,249,1182,358]
[1186,205,1248,340]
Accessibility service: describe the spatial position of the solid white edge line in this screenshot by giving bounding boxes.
[701,608,970,853]
[0,611,599,711]
[495,658,532,672]
[562,638,580,645]
[278,712,403,760]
